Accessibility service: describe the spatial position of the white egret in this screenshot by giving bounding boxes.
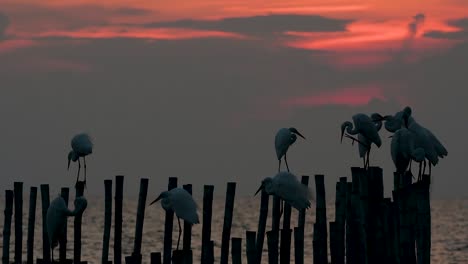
[275,127,306,172]
[255,171,313,213]
[341,113,383,169]
[150,188,200,250]
[391,127,426,175]
[68,133,93,187]
[384,107,447,179]
[47,195,88,262]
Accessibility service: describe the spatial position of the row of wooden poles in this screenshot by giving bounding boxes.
[2,167,431,264]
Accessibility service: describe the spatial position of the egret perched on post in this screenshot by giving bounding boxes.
[255,171,313,221]
[47,195,88,262]
[384,106,447,179]
[150,187,200,250]
[275,127,306,172]
[391,127,426,176]
[341,113,383,169]
[67,133,93,187]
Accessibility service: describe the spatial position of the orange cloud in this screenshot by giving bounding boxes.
[282,85,386,107]
[0,39,36,54]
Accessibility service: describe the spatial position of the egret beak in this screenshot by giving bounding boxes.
[254,184,264,196]
[340,129,345,143]
[388,135,393,138]
[150,194,162,205]
[295,131,306,140]
[67,159,71,170]
[383,115,393,120]
[404,116,409,128]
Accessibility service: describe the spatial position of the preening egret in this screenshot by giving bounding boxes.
[47,195,88,262]
[391,127,426,175]
[341,113,383,169]
[68,133,93,187]
[255,171,313,212]
[275,127,306,172]
[150,188,199,250]
[384,107,447,179]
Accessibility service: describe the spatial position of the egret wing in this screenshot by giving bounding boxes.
[274,172,312,210]
[71,133,93,155]
[170,188,200,224]
[275,128,291,160]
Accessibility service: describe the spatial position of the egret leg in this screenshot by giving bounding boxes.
[278,159,281,173]
[429,163,432,177]
[422,160,427,181]
[83,156,87,187]
[284,154,290,172]
[76,159,81,186]
[177,217,182,250]
[418,162,422,181]
[366,148,371,169]
[51,248,54,263]
[362,157,366,169]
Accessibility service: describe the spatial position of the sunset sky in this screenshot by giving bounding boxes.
[0,0,467,198]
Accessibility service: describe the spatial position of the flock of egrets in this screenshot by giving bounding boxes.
[46,106,446,261]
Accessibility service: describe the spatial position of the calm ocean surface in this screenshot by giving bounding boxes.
[0,197,466,263]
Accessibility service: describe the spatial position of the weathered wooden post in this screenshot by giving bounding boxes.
[131,178,149,264]
[381,198,395,264]
[115,175,124,264]
[367,167,384,263]
[329,222,337,264]
[245,231,256,264]
[272,196,281,232]
[2,190,13,264]
[27,187,37,264]
[394,176,416,264]
[74,181,85,264]
[231,237,242,264]
[163,177,177,264]
[102,180,113,264]
[313,175,327,264]
[14,182,23,264]
[182,184,193,263]
[295,176,308,264]
[357,168,369,264]
[40,184,51,263]
[280,200,292,264]
[345,182,356,264]
[59,187,70,263]
[206,241,215,264]
[415,174,431,264]
[255,189,269,264]
[334,177,347,264]
[266,231,278,264]
[150,252,162,264]
[293,227,304,264]
[201,185,214,264]
[220,182,236,264]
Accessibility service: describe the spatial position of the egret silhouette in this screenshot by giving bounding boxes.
[47,195,88,262]
[68,133,93,187]
[341,113,383,169]
[384,107,447,179]
[150,188,199,250]
[391,127,426,175]
[275,127,306,172]
[255,171,313,223]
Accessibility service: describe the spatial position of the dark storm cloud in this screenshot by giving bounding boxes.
[113,7,154,16]
[141,14,352,36]
[425,17,468,39]
[0,12,9,40]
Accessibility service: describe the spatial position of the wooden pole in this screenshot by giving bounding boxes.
[329,222,337,264]
[293,227,303,264]
[231,238,242,264]
[201,185,214,264]
[313,175,327,264]
[27,187,37,264]
[74,181,85,264]
[102,180,113,264]
[381,198,395,264]
[182,184,193,252]
[205,241,215,264]
[334,177,347,264]
[295,176,309,264]
[255,189,269,264]
[2,190,13,264]
[245,231,256,264]
[279,229,292,264]
[115,175,124,264]
[40,184,51,263]
[130,178,149,264]
[150,252,162,264]
[59,187,70,263]
[220,182,236,264]
[368,167,384,263]
[271,196,281,232]
[266,231,278,264]
[14,182,23,264]
[415,175,431,264]
[163,177,177,264]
